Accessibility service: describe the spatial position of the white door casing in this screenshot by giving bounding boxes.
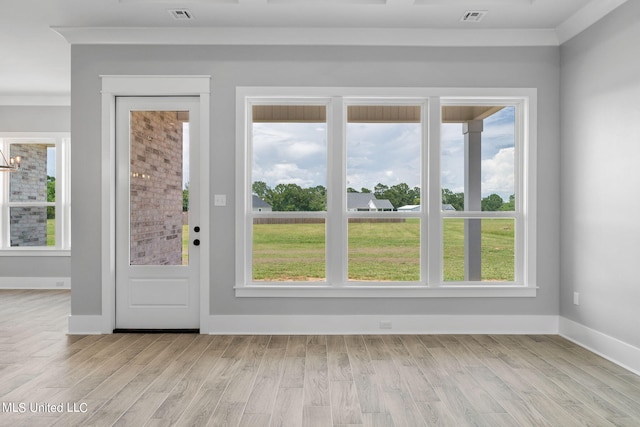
[90,75,210,335]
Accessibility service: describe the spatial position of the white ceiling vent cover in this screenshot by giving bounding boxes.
[169,9,193,20]
[460,10,487,22]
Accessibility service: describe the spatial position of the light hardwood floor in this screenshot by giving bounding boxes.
[1,290,639,426]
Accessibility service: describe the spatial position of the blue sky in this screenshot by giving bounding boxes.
[47,146,56,177]
[252,106,515,200]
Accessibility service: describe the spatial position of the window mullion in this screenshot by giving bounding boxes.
[326,96,345,286]
[427,97,442,287]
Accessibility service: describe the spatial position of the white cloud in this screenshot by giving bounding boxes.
[252,122,327,188]
[251,113,514,199]
[346,122,421,190]
[481,147,514,198]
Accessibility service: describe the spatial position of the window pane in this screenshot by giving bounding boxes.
[348,218,420,281]
[442,218,515,282]
[129,110,188,266]
[9,144,55,203]
[441,106,515,211]
[346,105,422,211]
[10,206,53,247]
[252,219,326,282]
[252,105,327,212]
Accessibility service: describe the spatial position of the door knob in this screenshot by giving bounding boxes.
[193,239,200,246]
[194,226,200,233]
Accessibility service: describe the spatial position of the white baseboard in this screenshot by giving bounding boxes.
[0,276,70,289]
[202,314,559,335]
[68,315,112,335]
[559,317,640,376]
[66,313,557,336]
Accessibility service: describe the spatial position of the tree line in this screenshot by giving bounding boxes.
[252,180,515,212]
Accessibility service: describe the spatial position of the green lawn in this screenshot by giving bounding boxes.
[251,218,515,282]
[50,219,513,279]
[47,219,55,246]
[442,218,515,282]
[183,225,189,265]
[252,223,326,281]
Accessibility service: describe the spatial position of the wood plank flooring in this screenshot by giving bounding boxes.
[1,290,639,426]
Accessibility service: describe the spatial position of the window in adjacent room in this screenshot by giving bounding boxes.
[0,134,70,253]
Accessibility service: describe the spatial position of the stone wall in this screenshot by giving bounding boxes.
[9,144,48,246]
[129,111,184,266]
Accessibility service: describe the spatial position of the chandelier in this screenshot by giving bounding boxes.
[0,150,21,172]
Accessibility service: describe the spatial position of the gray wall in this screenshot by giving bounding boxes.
[0,105,70,278]
[71,45,560,317]
[560,1,640,347]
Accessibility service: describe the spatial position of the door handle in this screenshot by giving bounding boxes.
[193,239,200,246]
[194,226,200,233]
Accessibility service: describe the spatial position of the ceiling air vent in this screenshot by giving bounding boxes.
[460,10,487,23]
[169,9,193,21]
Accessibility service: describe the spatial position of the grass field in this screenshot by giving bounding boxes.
[252,218,515,282]
[52,219,513,280]
[47,219,55,246]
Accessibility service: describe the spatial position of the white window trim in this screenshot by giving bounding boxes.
[235,87,537,298]
[0,132,71,256]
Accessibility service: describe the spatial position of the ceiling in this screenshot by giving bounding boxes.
[0,0,627,103]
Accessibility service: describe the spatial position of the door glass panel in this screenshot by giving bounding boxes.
[129,110,189,266]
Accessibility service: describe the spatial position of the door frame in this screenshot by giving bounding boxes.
[100,75,210,333]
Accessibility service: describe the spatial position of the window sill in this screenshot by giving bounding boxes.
[0,249,71,257]
[235,285,537,298]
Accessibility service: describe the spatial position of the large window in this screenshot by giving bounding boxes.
[236,88,536,297]
[0,134,70,254]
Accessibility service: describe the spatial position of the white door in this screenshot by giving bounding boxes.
[116,97,201,330]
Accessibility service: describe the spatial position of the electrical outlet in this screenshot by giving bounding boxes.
[379,320,392,329]
[573,292,580,306]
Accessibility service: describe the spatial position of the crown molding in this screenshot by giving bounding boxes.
[51,1,628,48]
[53,26,560,47]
